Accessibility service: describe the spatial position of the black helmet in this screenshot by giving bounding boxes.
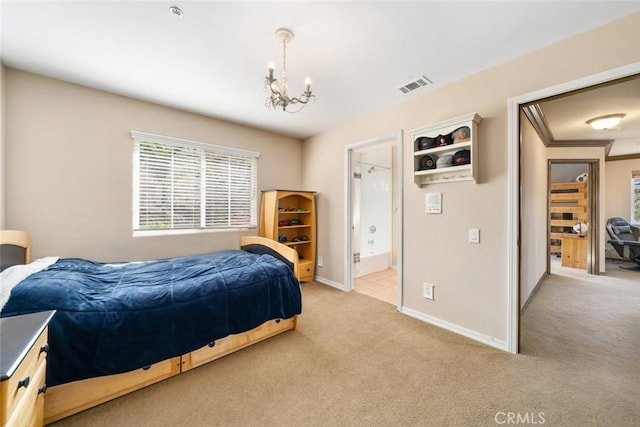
[415,136,436,151]
[435,133,453,147]
[453,149,471,166]
[419,154,437,170]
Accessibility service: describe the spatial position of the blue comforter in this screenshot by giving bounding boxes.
[1,249,301,386]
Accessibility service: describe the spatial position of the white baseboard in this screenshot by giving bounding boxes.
[314,275,347,291]
[400,306,509,352]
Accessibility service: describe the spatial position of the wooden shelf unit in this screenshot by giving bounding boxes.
[260,190,317,282]
[410,113,482,186]
[549,181,588,268]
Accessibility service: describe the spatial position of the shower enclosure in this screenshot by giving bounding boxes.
[353,148,393,277]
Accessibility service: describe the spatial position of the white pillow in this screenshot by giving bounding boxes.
[0,257,59,311]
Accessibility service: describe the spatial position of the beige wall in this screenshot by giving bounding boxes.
[520,113,548,308]
[302,13,640,345]
[0,65,5,228]
[605,158,640,221]
[4,69,302,261]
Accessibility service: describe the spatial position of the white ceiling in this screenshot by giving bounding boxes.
[1,1,639,140]
[537,77,640,157]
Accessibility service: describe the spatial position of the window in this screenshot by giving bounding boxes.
[632,170,640,225]
[132,131,258,235]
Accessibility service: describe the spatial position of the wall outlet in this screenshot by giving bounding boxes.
[468,228,480,243]
[423,283,434,300]
[317,256,323,267]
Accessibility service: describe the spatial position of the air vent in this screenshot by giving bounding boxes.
[398,75,433,94]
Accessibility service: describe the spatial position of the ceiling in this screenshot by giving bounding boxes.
[535,76,640,157]
[1,1,639,140]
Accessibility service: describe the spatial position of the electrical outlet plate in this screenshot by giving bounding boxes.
[317,256,323,267]
[423,283,434,300]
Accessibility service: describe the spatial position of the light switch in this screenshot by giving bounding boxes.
[468,228,480,243]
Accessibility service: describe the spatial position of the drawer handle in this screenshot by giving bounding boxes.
[38,384,47,394]
[142,365,151,371]
[40,343,50,355]
[208,341,216,348]
[18,376,30,389]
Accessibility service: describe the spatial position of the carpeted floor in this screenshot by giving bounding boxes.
[52,265,640,426]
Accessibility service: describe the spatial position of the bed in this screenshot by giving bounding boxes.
[0,232,302,423]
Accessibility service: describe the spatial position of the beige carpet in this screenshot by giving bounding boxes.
[52,267,640,426]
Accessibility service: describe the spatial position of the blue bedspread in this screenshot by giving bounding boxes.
[1,250,301,386]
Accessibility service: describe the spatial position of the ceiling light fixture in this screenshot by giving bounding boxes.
[586,113,625,130]
[265,28,314,113]
[169,6,183,18]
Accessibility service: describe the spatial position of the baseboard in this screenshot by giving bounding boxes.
[314,275,347,291]
[521,272,548,313]
[400,306,509,352]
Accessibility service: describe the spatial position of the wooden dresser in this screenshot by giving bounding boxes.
[1,311,55,427]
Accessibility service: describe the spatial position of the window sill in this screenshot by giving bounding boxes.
[133,227,256,238]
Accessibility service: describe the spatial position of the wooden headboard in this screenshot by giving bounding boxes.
[0,230,30,271]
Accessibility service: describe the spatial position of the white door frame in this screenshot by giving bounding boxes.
[507,61,640,354]
[344,131,403,309]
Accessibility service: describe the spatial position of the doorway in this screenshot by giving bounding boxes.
[508,62,640,353]
[344,132,403,309]
[548,160,600,275]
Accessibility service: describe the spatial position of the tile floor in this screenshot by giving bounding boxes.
[353,268,397,305]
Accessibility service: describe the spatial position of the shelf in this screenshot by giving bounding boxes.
[410,112,481,186]
[413,140,471,157]
[414,164,471,176]
[261,190,317,283]
[283,240,311,247]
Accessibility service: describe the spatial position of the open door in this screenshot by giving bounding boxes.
[548,160,600,275]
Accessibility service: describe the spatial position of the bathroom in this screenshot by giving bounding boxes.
[352,142,397,304]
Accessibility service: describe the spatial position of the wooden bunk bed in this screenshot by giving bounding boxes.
[549,181,588,269]
[0,233,300,424]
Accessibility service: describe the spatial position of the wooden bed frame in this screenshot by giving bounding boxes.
[0,232,300,424]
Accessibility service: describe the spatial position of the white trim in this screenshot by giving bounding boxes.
[344,146,352,292]
[344,131,403,311]
[408,112,482,135]
[631,176,640,225]
[507,95,520,354]
[395,132,404,309]
[314,275,347,291]
[401,306,508,352]
[131,130,260,159]
[506,61,640,355]
[133,226,255,238]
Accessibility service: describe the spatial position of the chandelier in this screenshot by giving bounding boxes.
[265,28,315,112]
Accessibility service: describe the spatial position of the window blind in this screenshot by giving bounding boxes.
[132,131,258,233]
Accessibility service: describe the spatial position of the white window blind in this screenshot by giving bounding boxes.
[132,131,258,234]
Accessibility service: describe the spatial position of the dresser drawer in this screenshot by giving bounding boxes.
[5,360,46,427]
[0,328,48,425]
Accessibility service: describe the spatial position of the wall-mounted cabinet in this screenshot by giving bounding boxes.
[260,190,316,283]
[410,112,482,186]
